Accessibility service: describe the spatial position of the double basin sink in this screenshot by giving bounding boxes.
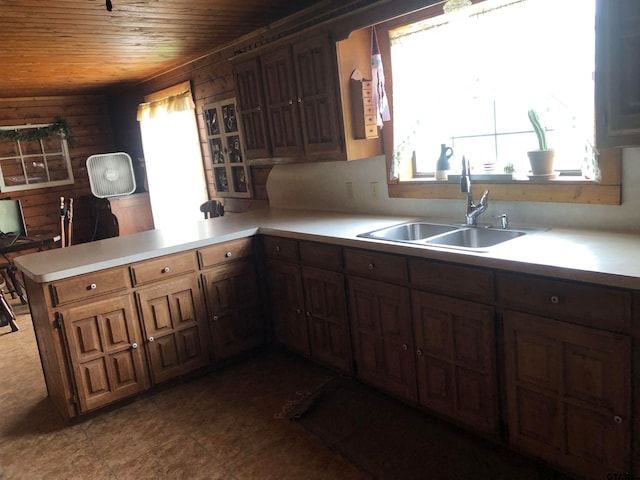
[358,221,541,251]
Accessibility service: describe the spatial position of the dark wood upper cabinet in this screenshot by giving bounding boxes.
[292,35,342,156]
[596,0,640,147]
[232,32,346,163]
[261,45,305,158]
[233,57,271,159]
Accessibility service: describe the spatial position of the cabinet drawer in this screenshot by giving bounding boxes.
[497,272,631,331]
[50,267,130,306]
[410,258,494,302]
[198,237,253,269]
[130,251,197,287]
[262,236,298,261]
[299,241,342,271]
[362,80,372,90]
[344,248,407,283]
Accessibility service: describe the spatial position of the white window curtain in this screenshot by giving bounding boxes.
[137,82,208,230]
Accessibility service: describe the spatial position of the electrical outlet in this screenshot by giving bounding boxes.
[346,182,354,199]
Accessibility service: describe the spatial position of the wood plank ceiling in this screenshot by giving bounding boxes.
[0,0,326,97]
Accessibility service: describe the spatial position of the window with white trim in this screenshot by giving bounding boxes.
[0,123,74,192]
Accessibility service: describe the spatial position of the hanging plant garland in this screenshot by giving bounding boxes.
[0,118,74,147]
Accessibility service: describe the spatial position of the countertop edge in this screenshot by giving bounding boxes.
[13,208,640,290]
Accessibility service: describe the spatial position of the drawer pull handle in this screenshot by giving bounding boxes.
[148,336,155,342]
[305,311,311,317]
[131,342,138,349]
[213,315,219,321]
[614,415,623,424]
[416,348,423,356]
[368,263,375,270]
[161,267,170,274]
[225,251,232,258]
[89,283,97,290]
[275,246,281,252]
[550,295,559,304]
[296,308,302,315]
[402,344,408,351]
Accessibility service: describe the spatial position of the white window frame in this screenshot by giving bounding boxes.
[0,123,74,192]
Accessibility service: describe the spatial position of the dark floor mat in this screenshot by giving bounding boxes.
[294,378,571,480]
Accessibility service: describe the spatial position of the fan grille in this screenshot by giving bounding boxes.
[86,152,136,198]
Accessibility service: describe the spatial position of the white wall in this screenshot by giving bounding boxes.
[267,148,640,233]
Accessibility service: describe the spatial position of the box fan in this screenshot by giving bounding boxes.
[86,152,136,198]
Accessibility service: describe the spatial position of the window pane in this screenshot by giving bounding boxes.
[0,158,26,186]
[46,155,71,181]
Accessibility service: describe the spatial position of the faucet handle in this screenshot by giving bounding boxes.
[479,189,490,205]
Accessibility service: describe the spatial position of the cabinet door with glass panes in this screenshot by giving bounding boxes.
[203,98,251,198]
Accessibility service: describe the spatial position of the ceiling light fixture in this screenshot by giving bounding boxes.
[443,0,472,14]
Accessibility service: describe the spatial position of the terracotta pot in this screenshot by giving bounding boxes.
[527,149,555,175]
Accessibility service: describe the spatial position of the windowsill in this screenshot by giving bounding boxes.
[407,174,595,184]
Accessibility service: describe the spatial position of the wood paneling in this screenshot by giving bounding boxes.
[0,0,327,98]
[0,95,115,245]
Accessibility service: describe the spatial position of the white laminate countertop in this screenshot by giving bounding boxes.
[14,206,640,290]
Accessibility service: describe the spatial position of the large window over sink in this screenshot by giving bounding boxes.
[389,0,596,180]
[372,0,620,204]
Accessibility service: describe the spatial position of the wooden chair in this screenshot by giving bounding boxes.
[200,200,225,219]
[0,278,19,332]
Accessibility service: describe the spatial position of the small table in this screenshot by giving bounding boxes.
[0,234,58,304]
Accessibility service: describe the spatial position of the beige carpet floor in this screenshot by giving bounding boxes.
[0,297,569,479]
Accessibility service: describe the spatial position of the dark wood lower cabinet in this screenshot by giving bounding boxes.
[266,258,310,356]
[348,276,417,403]
[61,295,148,413]
[411,290,498,435]
[202,260,264,361]
[503,310,631,478]
[302,265,351,372]
[136,275,209,384]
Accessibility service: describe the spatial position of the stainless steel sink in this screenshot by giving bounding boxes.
[359,222,459,242]
[425,227,525,249]
[359,221,538,251]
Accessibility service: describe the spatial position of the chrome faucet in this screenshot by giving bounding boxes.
[460,156,489,226]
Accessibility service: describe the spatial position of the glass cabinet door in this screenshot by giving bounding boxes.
[204,98,251,198]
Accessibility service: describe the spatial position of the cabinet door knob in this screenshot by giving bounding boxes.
[288,99,293,105]
[297,97,302,103]
[212,315,219,321]
[257,105,262,111]
[550,295,559,304]
[367,263,374,270]
[402,344,408,351]
[275,246,281,252]
[305,311,311,317]
[416,348,423,356]
[162,267,170,274]
[614,415,623,424]
[148,336,155,342]
[296,308,302,315]
[225,251,232,258]
[89,283,97,290]
[131,342,138,349]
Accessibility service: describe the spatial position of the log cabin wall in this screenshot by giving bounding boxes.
[0,95,116,246]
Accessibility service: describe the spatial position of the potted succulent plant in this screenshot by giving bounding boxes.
[527,109,555,176]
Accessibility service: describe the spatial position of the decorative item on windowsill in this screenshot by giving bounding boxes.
[435,144,454,180]
[527,109,556,180]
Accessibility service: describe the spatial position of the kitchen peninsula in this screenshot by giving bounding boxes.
[15,207,640,480]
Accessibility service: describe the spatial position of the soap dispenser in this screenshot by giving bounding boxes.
[436,144,454,181]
